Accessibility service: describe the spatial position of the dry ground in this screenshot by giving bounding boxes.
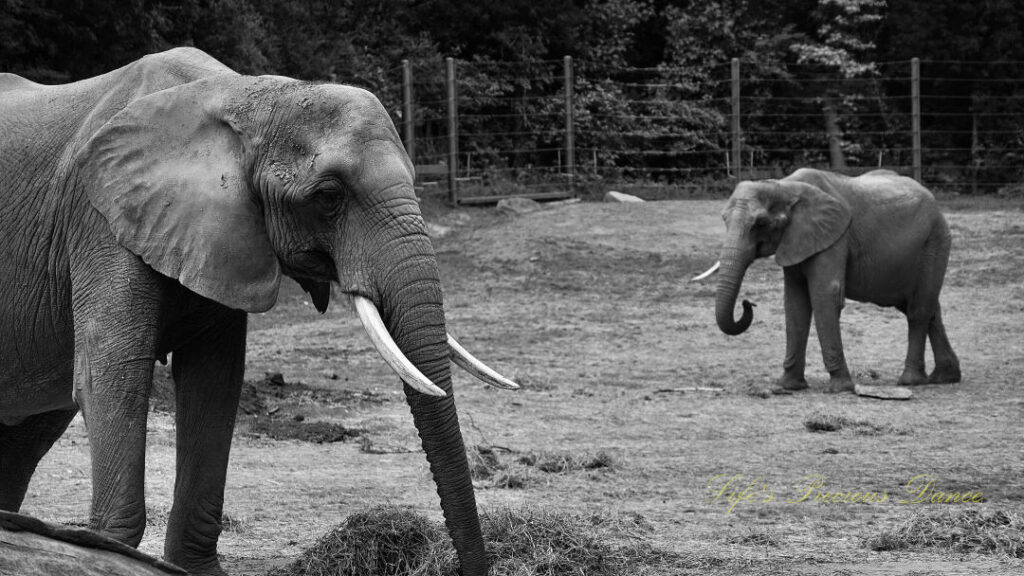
[19,196,1024,575]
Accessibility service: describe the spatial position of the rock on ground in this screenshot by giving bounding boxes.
[604,190,645,203]
[496,196,543,215]
[854,384,913,400]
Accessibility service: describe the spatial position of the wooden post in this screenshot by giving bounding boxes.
[401,59,414,164]
[731,58,741,180]
[564,55,575,192]
[911,57,922,182]
[446,57,458,204]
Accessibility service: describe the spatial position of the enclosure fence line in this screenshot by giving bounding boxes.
[394,57,1024,203]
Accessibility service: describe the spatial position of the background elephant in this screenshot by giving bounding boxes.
[0,47,515,576]
[709,168,961,393]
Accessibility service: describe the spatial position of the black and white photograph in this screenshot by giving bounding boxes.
[1,1,1022,575]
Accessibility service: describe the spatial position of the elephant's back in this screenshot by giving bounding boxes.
[1,48,238,163]
[0,73,43,94]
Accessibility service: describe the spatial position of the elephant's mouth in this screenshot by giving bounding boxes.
[283,250,337,282]
[350,294,520,395]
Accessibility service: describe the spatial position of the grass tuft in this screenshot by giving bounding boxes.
[270,505,698,576]
[803,408,912,435]
[518,450,615,473]
[466,445,615,489]
[867,508,1024,558]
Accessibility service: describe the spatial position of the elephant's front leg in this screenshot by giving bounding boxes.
[164,307,247,576]
[73,266,164,546]
[779,267,812,390]
[804,247,854,393]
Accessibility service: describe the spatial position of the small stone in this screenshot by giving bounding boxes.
[425,222,452,238]
[265,372,285,387]
[604,190,644,203]
[496,197,542,215]
[854,384,913,400]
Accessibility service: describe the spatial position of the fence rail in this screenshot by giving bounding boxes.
[390,57,1024,203]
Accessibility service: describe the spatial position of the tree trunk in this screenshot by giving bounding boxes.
[823,97,848,171]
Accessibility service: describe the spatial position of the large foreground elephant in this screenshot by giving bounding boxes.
[705,168,961,393]
[0,48,516,576]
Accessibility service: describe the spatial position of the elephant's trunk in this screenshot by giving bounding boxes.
[715,245,756,335]
[364,234,487,575]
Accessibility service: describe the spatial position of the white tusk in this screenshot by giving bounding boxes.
[351,295,447,397]
[448,334,520,390]
[691,260,721,282]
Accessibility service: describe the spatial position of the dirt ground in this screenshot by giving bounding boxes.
[19,195,1024,575]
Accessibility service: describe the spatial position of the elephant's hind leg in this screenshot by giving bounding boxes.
[0,408,77,511]
[899,220,956,386]
[927,306,961,383]
[897,304,930,386]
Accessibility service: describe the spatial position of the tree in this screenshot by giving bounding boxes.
[879,0,1024,191]
[790,0,887,170]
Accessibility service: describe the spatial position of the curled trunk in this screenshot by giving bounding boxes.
[715,247,755,335]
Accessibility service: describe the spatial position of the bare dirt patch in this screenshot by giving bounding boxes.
[151,368,382,443]
[19,196,1024,575]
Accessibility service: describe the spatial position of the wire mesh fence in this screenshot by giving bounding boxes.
[385,57,1024,202]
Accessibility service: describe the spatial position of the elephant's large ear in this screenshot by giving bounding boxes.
[78,75,281,312]
[774,181,852,267]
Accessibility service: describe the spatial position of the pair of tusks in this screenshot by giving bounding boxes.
[691,260,721,282]
[351,295,520,396]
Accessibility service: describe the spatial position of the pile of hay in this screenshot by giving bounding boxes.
[868,508,1024,558]
[270,505,694,576]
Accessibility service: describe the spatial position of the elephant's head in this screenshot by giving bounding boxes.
[77,74,514,574]
[711,178,851,335]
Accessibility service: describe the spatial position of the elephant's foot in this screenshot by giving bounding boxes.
[166,544,227,576]
[777,374,808,391]
[169,558,227,576]
[897,367,929,386]
[824,375,855,394]
[928,365,962,384]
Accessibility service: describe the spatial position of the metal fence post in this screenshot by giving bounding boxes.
[401,59,414,164]
[564,55,575,193]
[911,57,922,182]
[731,58,741,180]
[446,57,458,204]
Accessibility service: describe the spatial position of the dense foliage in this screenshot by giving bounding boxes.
[2,0,1022,193]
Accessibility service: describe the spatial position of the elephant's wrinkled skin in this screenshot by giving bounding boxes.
[0,48,491,575]
[713,168,961,393]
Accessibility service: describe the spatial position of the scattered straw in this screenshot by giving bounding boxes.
[466,446,615,490]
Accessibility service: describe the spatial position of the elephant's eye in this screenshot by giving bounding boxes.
[307,187,344,214]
